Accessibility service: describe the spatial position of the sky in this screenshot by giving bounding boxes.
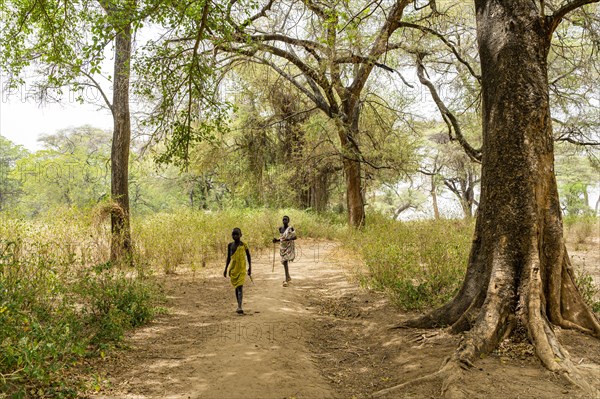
[1,74,114,151]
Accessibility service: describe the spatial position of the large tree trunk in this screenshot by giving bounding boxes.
[110,25,133,263]
[388,2,600,397]
[336,115,365,228]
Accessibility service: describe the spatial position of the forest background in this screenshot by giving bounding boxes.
[0,0,598,397]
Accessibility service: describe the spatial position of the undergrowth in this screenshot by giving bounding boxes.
[564,215,599,247]
[135,208,345,274]
[0,208,162,399]
[0,207,341,397]
[342,214,473,310]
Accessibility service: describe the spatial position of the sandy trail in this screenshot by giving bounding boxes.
[90,239,600,399]
[92,241,340,399]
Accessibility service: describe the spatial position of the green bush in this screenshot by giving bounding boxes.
[76,263,162,344]
[343,214,472,310]
[0,217,162,398]
[575,270,600,314]
[0,246,84,397]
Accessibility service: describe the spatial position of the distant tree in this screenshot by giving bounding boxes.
[179,0,440,227]
[555,141,598,216]
[426,131,481,219]
[12,127,111,215]
[0,136,28,211]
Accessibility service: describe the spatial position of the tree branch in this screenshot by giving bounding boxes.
[555,136,600,146]
[244,56,331,115]
[548,0,600,33]
[224,38,331,93]
[77,69,113,113]
[416,53,482,162]
[348,0,412,109]
[243,0,275,27]
[248,34,327,56]
[227,0,275,31]
[398,21,481,81]
[259,106,319,129]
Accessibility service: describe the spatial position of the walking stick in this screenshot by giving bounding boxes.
[272,241,276,272]
[264,210,277,273]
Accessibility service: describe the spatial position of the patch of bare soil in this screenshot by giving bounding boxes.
[87,239,600,399]
[302,240,600,398]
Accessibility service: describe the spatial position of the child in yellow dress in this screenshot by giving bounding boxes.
[223,228,252,314]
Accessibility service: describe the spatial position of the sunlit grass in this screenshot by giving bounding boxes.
[341,214,473,310]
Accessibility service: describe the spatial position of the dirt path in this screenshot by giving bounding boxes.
[91,241,340,399]
[90,240,600,399]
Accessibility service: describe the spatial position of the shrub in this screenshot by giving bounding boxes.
[0,214,162,398]
[0,243,85,397]
[76,263,162,345]
[343,214,473,310]
[575,269,600,315]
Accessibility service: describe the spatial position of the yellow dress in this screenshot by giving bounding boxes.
[229,242,248,288]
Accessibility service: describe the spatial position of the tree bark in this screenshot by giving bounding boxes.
[399,1,600,396]
[431,175,440,220]
[336,113,365,228]
[110,25,133,263]
[343,151,364,227]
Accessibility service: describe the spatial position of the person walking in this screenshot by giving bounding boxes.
[272,215,296,287]
[224,228,252,314]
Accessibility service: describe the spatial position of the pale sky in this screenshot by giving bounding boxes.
[0,100,113,150]
[0,73,114,150]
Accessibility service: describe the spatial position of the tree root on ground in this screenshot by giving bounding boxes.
[371,341,599,399]
[371,356,475,399]
[373,250,600,398]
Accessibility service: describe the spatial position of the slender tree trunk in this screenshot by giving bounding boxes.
[398,2,600,396]
[459,194,473,220]
[302,168,330,211]
[110,25,132,263]
[314,170,330,212]
[431,175,440,220]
